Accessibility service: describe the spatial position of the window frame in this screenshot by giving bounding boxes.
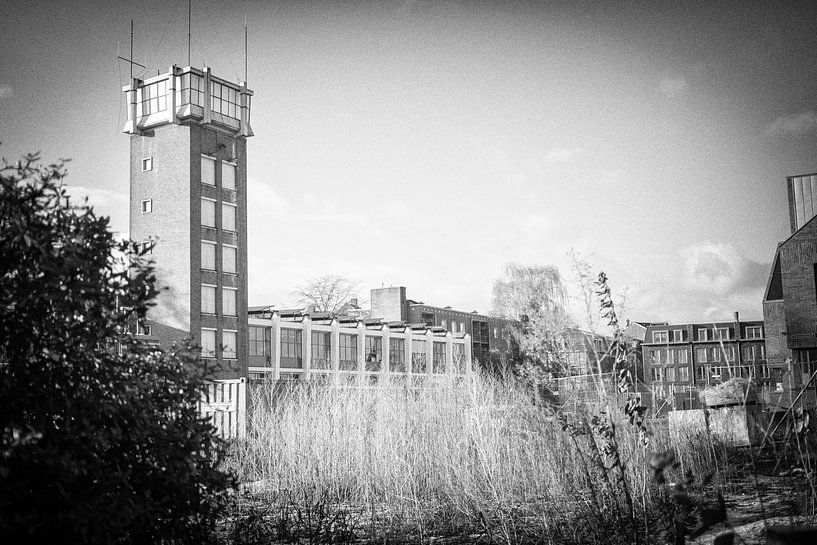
[433,341,446,374]
[201,197,217,228]
[389,338,406,373]
[280,328,303,368]
[140,198,153,213]
[745,326,763,339]
[221,161,237,191]
[248,326,270,358]
[222,329,238,360]
[222,286,237,316]
[201,155,216,186]
[222,244,237,274]
[201,328,217,358]
[222,202,237,232]
[652,330,668,343]
[365,336,383,372]
[201,283,217,315]
[311,331,332,369]
[339,333,358,371]
[201,240,217,270]
[141,157,153,171]
[411,339,427,374]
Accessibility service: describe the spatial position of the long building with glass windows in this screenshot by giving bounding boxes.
[123,65,253,379]
[247,307,473,383]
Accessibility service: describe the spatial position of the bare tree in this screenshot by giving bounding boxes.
[491,263,576,380]
[491,263,567,320]
[293,274,361,314]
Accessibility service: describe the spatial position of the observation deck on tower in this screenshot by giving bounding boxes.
[122,65,253,137]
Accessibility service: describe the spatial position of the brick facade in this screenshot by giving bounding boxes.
[124,66,252,379]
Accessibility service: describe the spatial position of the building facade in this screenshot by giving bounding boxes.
[641,315,767,412]
[369,287,516,365]
[787,172,817,234]
[246,307,472,383]
[124,65,253,379]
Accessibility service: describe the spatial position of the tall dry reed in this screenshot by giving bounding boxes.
[226,375,692,543]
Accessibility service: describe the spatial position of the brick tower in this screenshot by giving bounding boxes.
[123,65,253,379]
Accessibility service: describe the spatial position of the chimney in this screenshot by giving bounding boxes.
[734,311,740,340]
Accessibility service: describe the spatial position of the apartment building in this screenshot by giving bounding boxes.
[641,315,766,411]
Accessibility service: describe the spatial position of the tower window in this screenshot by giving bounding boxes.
[201,197,216,227]
[201,284,216,314]
[140,199,153,213]
[201,328,216,358]
[222,330,238,359]
[223,245,237,274]
[223,287,237,316]
[222,203,236,232]
[139,240,154,255]
[222,162,236,191]
[142,157,153,171]
[201,155,216,186]
[201,241,216,270]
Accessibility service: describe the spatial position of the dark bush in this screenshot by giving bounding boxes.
[0,154,234,543]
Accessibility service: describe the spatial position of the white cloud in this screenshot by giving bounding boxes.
[544,147,583,165]
[247,178,363,225]
[659,76,687,98]
[680,242,754,293]
[0,85,12,100]
[64,184,128,209]
[765,111,817,137]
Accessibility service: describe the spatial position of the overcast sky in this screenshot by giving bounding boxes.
[3,1,817,325]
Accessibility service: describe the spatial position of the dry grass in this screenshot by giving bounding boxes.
[225,375,692,543]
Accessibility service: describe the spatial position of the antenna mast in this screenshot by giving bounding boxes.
[244,13,248,83]
[117,19,146,79]
[187,0,192,66]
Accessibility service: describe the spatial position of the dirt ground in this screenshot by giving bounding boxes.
[689,473,816,545]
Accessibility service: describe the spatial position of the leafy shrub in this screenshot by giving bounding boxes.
[0,154,234,543]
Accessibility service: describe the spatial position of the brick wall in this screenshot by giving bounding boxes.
[780,218,817,350]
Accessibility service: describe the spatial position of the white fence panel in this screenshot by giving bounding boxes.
[201,378,246,440]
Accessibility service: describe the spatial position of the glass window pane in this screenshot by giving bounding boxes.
[433,342,446,374]
[201,156,216,185]
[411,340,426,373]
[201,242,216,270]
[201,329,216,358]
[339,334,358,371]
[280,329,303,368]
[222,203,236,231]
[311,331,331,369]
[223,288,237,316]
[390,338,406,373]
[223,246,237,273]
[201,285,216,314]
[201,198,215,227]
[223,331,237,359]
[365,336,382,372]
[222,162,236,190]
